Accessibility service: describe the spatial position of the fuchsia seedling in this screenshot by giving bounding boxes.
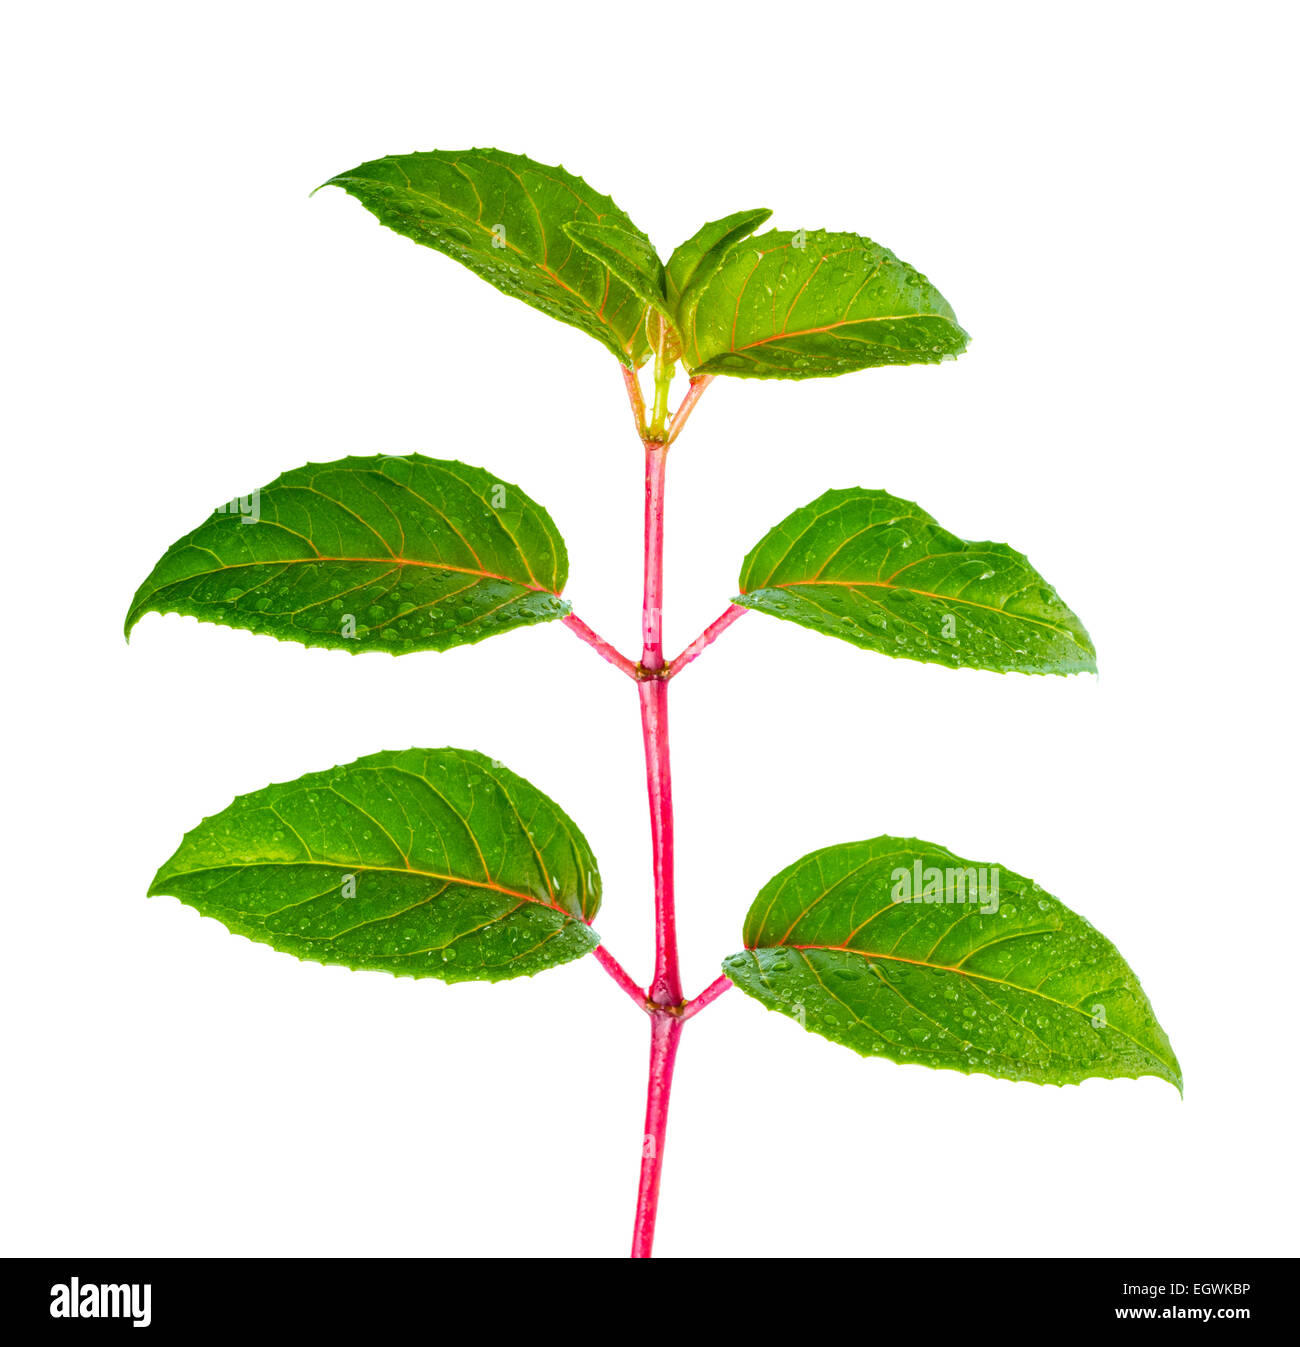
[127,148,1180,1258]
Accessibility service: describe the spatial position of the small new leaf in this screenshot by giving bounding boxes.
[683,228,968,378]
[563,220,672,324]
[149,748,602,983]
[126,455,569,655]
[725,837,1181,1090]
[736,488,1095,675]
[322,148,655,366]
[665,208,772,336]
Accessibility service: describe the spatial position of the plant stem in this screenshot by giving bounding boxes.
[641,444,668,673]
[639,443,677,1001]
[629,423,686,1257]
[646,349,675,444]
[631,1011,682,1258]
[639,676,679,1004]
[620,364,733,1256]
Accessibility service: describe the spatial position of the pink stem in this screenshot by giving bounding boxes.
[641,444,668,673]
[628,440,684,1257]
[562,613,639,680]
[621,364,647,440]
[668,603,748,678]
[665,374,714,445]
[681,974,732,1021]
[631,1013,683,1258]
[593,945,647,1008]
[639,677,679,1006]
[639,444,678,1003]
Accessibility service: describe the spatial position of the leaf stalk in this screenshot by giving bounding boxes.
[681,974,732,1020]
[593,945,647,1008]
[665,374,714,445]
[561,613,639,679]
[668,603,748,678]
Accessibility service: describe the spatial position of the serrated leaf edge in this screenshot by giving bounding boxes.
[147,747,607,984]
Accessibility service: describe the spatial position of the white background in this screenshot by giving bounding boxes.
[4,1,1297,1259]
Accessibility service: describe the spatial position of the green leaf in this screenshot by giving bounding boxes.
[149,748,602,983]
[736,488,1095,675]
[563,221,672,323]
[683,228,969,378]
[664,208,772,332]
[321,148,654,366]
[725,837,1181,1090]
[125,454,569,655]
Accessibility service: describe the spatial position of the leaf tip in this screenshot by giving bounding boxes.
[145,867,173,901]
[123,601,150,644]
[309,173,353,199]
